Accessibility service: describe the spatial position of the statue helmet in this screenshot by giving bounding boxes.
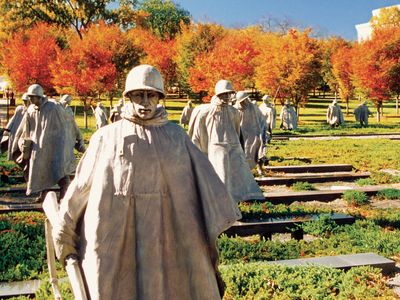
[215,80,235,96]
[262,95,270,103]
[21,93,29,102]
[284,99,291,105]
[27,84,44,97]
[235,91,250,103]
[60,94,72,105]
[123,64,165,98]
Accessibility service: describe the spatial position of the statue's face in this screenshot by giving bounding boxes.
[126,90,160,119]
[219,92,234,104]
[29,95,42,106]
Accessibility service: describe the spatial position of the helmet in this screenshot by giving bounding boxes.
[27,84,44,97]
[21,93,29,101]
[118,98,124,105]
[123,65,165,98]
[60,94,72,104]
[285,99,290,105]
[262,95,270,102]
[236,91,250,103]
[215,80,234,96]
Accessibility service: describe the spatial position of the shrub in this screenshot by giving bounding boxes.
[343,190,369,206]
[297,214,338,237]
[376,188,400,200]
[370,171,400,184]
[0,212,46,281]
[220,263,395,299]
[355,178,375,186]
[291,181,316,191]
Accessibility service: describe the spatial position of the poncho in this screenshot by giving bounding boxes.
[179,104,194,126]
[326,103,345,126]
[54,106,241,299]
[188,96,264,202]
[258,102,276,131]
[1,105,26,161]
[17,98,75,194]
[234,101,267,169]
[354,104,371,126]
[94,105,108,128]
[280,104,298,130]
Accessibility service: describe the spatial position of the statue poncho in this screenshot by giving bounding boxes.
[16,98,75,194]
[326,102,345,126]
[280,104,298,130]
[1,104,27,161]
[354,103,371,126]
[94,105,108,129]
[53,105,241,299]
[259,102,276,139]
[188,96,264,202]
[179,102,194,126]
[234,101,267,169]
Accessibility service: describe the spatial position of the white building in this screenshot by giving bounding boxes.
[355,4,400,42]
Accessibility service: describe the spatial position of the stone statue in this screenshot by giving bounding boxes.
[258,95,276,142]
[354,101,372,127]
[59,94,85,154]
[188,80,264,202]
[14,84,75,201]
[0,93,30,162]
[234,91,267,172]
[179,100,194,127]
[280,99,298,130]
[110,98,124,123]
[326,99,345,127]
[93,102,108,129]
[51,65,241,299]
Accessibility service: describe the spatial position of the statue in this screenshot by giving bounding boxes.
[51,65,241,299]
[188,80,264,202]
[258,95,276,142]
[93,102,108,129]
[14,84,75,201]
[234,91,267,173]
[110,99,124,123]
[326,99,345,127]
[354,101,372,127]
[280,99,298,130]
[59,94,86,153]
[179,100,194,127]
[0,93,30,162]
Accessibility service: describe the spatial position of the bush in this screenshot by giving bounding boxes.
[220,263,395,299]
[355,178,376,186]
[370,171,400,184]
[376,188,400,200]
[0,212,46,281]
[343,190,369,206]
[297,214,338,237]
[291,181,316,191]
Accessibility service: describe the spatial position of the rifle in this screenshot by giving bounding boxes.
[43,192,88,300]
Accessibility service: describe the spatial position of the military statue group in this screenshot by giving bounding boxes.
[0,64,374,299]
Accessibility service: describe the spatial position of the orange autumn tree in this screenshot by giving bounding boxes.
[352,27,400,121]
[128,28,177,90]
[254,29,322,114]
[331,43,354,114]
[0,23,60,93]
[50,24,117,128]
[188,29,259,101]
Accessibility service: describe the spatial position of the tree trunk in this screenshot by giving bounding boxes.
[376,103,381,123]
[345,96,349,115]
[396,95,399,115]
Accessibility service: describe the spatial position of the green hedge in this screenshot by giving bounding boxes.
[220,263,395,299]
[0,212,46,281]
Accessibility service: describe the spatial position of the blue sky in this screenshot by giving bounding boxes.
[173,0,400,40]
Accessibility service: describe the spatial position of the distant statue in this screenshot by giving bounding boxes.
[93,102,108,129]
[179,100,194,127]
[50,65,240,299]
[280,99,298,130]
[234,91,267,172]
[14,84,75,201]
[110,99,124,123]
[258,95,276,142]
[354,101,372,127]
[59,94,85,153]
[188,79,264,202]
[1,93,30,161]
[326,99,345,127]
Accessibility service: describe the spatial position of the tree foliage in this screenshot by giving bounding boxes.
[188,29,259,100]
[137,0,190,40]
[371,6,400,30]
[254,29,322,111]
[0,23,60,93]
